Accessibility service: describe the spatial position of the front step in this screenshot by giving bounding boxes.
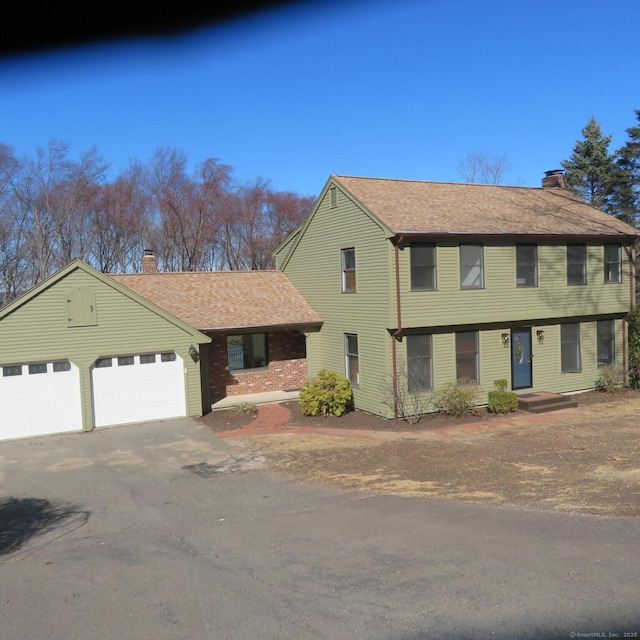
[517,392,578,414]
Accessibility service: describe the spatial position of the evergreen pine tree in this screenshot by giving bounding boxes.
[561,116,618,211]
[610,109,640,226]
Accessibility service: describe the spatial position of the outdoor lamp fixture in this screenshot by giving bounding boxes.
[189,344,199,361]
[536,330,545,344]
[501,333,510,348]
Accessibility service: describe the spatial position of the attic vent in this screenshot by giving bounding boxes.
[330,186,337,208]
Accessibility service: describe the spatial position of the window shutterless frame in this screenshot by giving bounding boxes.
[561,323,581,372]
[460,245,484,289]
[341,248,356,293]
[567,244,587,285]
[516,244,538,287]
[406,334,433,392]
[410,244,436,291]
[455,331,479,382]
[604,244,622,283]
[345,333,359,386]
[597,320,615,367]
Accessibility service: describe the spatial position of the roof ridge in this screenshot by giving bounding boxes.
[333,174,541,190]
[111,269,282,277]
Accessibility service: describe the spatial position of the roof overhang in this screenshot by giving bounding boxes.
[198,320,323,334]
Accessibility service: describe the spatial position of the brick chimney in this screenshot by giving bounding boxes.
[142,249,158,274]
[542,169,567,189]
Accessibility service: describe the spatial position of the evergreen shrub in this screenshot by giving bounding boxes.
[299,369,353,417]
[487,379,518,414]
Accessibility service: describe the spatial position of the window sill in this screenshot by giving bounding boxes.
[228,366,269,374]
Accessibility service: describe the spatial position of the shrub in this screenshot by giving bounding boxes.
[493,378,508,393]
[595,364,624,393]
[299,369,353,417]
[432,378,481,416]
[487,379,518,414]
[381,361,432,424]
[628,308,640,388]
[487,391,518,414]
[234,401,257,415]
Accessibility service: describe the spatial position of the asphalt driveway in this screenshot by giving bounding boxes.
[0,419,639,640]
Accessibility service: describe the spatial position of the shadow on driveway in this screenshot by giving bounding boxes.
[0,497,89,556]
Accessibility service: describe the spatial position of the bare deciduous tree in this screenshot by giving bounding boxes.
[458,151,511,185]
[0,139,316,283]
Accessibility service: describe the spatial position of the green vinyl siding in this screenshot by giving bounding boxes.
[283,184,395,416]
[399,243,632,328]
[280,178,634,418]
[0,262,209,430]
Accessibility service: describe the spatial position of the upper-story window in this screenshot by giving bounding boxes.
[410,244,436,291]
[516,244,538,287]
[460,245,484,289]
[567,244,587,285]
[604,244,622,283]
[341,248,356,293]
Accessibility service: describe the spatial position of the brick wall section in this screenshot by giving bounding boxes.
[207,331,308,400]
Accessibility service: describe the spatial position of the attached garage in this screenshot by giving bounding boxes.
[0,260,211,441]
[92,352,186,427]
[1,359,82,440]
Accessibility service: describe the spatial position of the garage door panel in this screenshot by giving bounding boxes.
[92,353,186,427]
[1,362,82,440]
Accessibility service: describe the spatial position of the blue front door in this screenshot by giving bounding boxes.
[511,329,532,389]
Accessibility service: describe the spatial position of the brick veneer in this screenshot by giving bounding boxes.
[207,331,308,400]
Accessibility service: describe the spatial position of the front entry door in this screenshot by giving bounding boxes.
[511,328,532,389]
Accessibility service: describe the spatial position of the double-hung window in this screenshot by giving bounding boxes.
[345,334,359,386]
[341,248,356,293]
[567,244,587,285]
[406,334,433,392]
[456,331,479,383]
[597,320,615,367]
[516,244,538,287]
[460,245,484,289]
[410,244,436,291]
[561,323,581,372]
[604,244,622,283]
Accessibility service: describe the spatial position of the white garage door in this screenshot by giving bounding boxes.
[92,352,186,427]
[1,360,83,440]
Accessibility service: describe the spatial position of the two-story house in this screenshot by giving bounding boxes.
[275,172,639,419]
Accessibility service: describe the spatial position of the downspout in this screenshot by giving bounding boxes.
[392,236,404,419]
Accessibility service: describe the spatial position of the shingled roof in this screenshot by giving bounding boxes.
[110,270,322,332]
[333,175,639,238]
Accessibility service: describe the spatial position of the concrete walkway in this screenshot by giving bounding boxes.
[211,389,299,411]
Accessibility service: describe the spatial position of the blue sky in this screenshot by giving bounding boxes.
[1,0,638,198]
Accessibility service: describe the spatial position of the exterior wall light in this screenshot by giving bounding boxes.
[502,333,510,347]
[536,330,545,344]
[189,344,199,361]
